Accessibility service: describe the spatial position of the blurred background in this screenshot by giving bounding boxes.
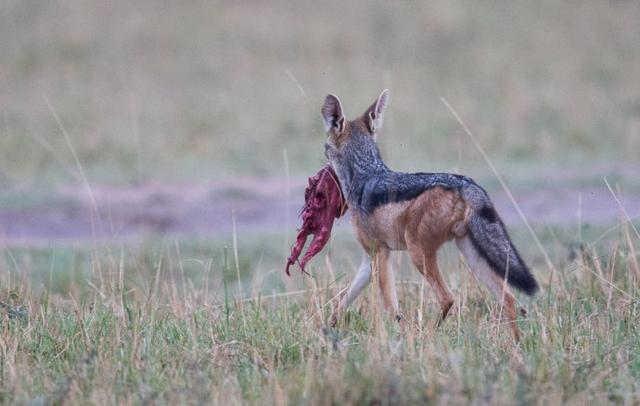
[1,0,640,294]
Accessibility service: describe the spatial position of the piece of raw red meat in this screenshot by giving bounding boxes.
[286,164,347,276]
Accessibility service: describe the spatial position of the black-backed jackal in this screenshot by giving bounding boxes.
[324,90,539,340]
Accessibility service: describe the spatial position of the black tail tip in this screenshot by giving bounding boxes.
[514,272,539,296]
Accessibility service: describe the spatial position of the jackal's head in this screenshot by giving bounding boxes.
[321,90,389,158]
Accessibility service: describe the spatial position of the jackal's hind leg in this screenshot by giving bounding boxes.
[456,237,521,341]
[406,241,454,325]
[330,253,372,326]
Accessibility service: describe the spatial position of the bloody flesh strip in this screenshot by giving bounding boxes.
[286,164,347,275]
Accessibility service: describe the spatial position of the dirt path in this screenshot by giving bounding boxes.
[1,174,639,247]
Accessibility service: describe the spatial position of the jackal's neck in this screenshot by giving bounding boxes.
[330,133,388,205]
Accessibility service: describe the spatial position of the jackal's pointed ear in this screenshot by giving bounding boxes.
[321,94,346,134]
[363,89,389,134]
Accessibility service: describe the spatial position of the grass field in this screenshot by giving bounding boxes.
[2,0,640,404]
[1,223,639,404]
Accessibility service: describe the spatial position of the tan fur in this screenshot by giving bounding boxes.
[337,187,522,339]
[494,278,520,340]
[373,248,398,315]
[327,118,370,150]
[325,91,524,340]
[455,236,521,340]
[332,125,351,149]
[347,188,467,319]
[353,188,467,252]
[403,188,466,322]
[352,201,412,251]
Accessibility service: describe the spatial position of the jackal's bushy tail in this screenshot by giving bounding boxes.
[462,185,539,296]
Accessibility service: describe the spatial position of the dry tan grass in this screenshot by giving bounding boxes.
[0,224,638,404]
[1,1,640,403]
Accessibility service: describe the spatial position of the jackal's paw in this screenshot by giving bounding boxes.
[329,312,339,328]
[441,300,456,320]
[321,327,341,351]
[519,306,527,317]
[436,300,457,327]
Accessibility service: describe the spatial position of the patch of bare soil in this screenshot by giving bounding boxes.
[1,172,639,247]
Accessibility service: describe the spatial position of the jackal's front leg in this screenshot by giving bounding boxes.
[374,248,402,321]
[330,253,372,326]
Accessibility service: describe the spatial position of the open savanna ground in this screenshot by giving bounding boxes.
[2,0,640,404]
[1,223,639,404]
